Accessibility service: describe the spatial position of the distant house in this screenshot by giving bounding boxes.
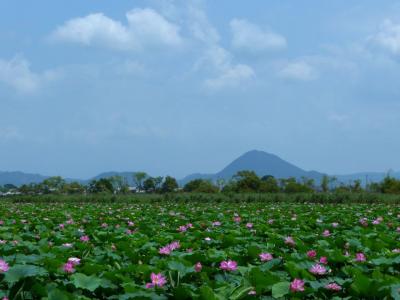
[1,189,21,196]
[128,186,145,193]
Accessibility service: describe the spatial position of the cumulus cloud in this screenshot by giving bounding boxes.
[187,4,220,45]
[0,56,58,93]
[278,61,317,81]
[230,18,287,52]
[187,5,255,89]
[369,19,400,55]
[202,46,255,88]
[50,8,182,51]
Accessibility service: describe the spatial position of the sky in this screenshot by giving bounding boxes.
[1,0,400,179]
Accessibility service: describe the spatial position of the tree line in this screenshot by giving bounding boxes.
[1,170,400,196]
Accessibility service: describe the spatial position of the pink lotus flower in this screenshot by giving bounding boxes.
[268,219,274,224]
[186,223,193,228]
[309,264,327,275]
[178,225,187,232]
[67,257,81,266]
[290,278,305,292]
[66,219,74,225]
[246,223,253,229]
[319,256,328,264]
[159,241,180,255]
[355,252,366,262]
[359,218,368,227]
[59,224,65,229]
[169,241,180,250]
[63,262,75,273]
[285,236,296,246]
[325,282,342,291]
[80,235,90,242]
[0,259,9,273]
[332,222,339,228]
[194,262,202,272]
[212,221,221,226]
[128,221,134,227]
[159,246,172,255]
[101,223,108,228]
[322,230,331,237]
[259,252,273,262]
[234,216,241,223]
[220,260,238,271]
[146,273,167,288]
[248,290,256,295]
[307,250,317,258]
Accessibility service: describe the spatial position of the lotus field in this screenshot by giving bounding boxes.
[0,201,400,299]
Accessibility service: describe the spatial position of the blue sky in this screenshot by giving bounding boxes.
[1,0,400,179]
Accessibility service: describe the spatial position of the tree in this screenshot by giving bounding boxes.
[259,175,279,193]
[380,176,400,194]
[281,177,314,193]
[42,176,66,193]
[110,176,129,194]
[183,179,218,193]
[350,179,362,193]
[153,176,163,191]
[232,170,261,192]
[328,176,337,191]
[1,184,17,192]
[301,177,315,190]
[143,177,156,193]
[216,178,226,191]
[133,172,147,190]
[321,175,329,192]
[161,176,178,193]
[62,182,85,194]
[88,178,114,194]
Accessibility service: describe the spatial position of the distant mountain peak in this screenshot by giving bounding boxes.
[180,150,323,185]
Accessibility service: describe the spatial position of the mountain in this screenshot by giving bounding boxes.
[1,150,399,187]
[0,170,146,187]
[180,150,324,185]
[0,171,49,186]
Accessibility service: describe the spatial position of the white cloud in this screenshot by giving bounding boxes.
[187,5,220,45]
[50,8,182,51]
[278,61,317,81]
[205,62,255,89]
[186,5,255,89]
[230,19,287,52]
[200,46,254,88]
[369,19,400,55]
[0,56,58,93]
